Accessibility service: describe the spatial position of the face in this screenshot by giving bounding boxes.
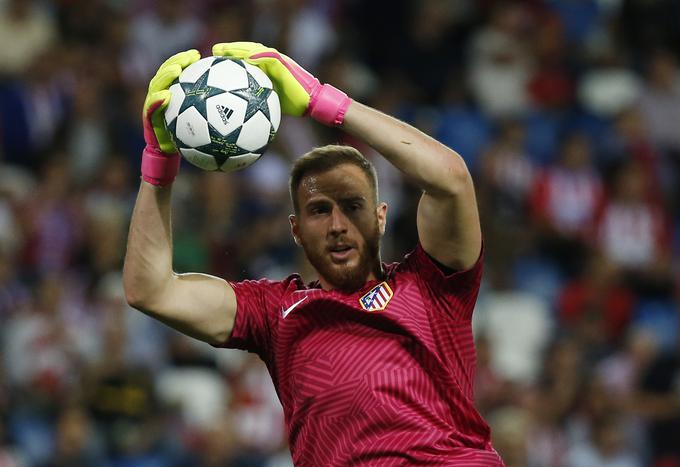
[290,164,387,291]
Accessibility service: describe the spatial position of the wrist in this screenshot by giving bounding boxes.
[141,145,181,186]
[308,83,352,126]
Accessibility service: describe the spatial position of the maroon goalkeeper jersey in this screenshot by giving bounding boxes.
[218,244,503,466]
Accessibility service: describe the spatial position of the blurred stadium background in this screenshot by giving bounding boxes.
[0,0,679,466]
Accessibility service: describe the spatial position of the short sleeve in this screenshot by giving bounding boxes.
[403,243,484,322]
[213,278,287,359]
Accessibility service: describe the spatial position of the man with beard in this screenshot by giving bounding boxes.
[123,44,503,466]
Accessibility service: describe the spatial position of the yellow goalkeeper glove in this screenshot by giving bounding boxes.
[212,42,351,126]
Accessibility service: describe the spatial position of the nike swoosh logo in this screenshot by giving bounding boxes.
[282,296,308,319]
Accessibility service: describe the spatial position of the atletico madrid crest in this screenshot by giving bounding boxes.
[359,282,393,312]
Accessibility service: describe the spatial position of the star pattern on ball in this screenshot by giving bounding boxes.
[197,125,251,167]
[178,70,227,117]
[230,70,273,121]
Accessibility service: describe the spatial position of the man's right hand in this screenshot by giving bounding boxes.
[141,49,200,186]
[126,48,238,348]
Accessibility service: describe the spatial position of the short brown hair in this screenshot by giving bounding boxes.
[289,144,379,213]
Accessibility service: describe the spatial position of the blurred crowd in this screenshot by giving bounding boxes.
[0,0,679,466]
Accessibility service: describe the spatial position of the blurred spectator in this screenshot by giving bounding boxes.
[474,264,552,385]
[566,415,640,467]
[84,314,187,465]
[531,132,603,277]
[66,79,111,184]
[528,12,573,111]
[578,48,641,118]
[597,162,673,292]
[597,327,658,400]
[634,338,680,465]
[557,255,634,346]
[127,0,201,82]
[477,119,536,273]
[42,404,106,467]
[193,416,239,467]
[526,337,585,467]
[317,49,379,104]
[398,0,462,103]
[474,335,513,417]
[3,274,85,394]
[55,0,113,47]
[19,157,83,275]
[227,354,287,462]
[80,159,132,280]
[468,2,533,119]
[567,371,643,465]
[0,47,71,166]
[479,119,536,225]
[603,108,667,203]
[0,0,55,77]
[198,4,251,57]
[637,50,680,155]
[284,0,337,71]
[488,406,531,467]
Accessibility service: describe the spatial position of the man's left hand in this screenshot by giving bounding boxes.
[212,41,351,126]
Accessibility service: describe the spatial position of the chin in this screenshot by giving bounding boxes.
[329,275,366,292]
[303,239,380,291]
[324,262,370,291]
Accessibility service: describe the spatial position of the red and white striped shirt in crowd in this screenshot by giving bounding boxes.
[531,167,603,237]
[598,200,670,269]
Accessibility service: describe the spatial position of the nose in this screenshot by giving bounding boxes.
[328,206,349,235]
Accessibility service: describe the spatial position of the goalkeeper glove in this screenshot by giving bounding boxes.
[212,42,351,126]
[141,49,200,186]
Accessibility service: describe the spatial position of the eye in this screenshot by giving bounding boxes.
[310,205,330,215]
[345,201,363,212]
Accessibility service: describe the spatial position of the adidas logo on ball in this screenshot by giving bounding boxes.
[216,104,234,125]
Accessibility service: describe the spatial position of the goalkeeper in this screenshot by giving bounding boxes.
[124,43,504,466]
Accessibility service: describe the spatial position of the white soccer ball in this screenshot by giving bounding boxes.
[164,56,281,172]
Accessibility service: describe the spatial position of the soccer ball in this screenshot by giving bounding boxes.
[164,56,281,172]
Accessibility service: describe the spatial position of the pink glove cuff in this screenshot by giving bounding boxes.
[308,84,352,126]
[141,145,181,186]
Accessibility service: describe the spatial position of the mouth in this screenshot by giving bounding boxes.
[328,244,354,262]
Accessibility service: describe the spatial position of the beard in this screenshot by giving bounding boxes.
[302,223,382,292]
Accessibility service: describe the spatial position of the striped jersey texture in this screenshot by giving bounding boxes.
[218,244,504,466]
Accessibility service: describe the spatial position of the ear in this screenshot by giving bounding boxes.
[376,202,388,236]
[289,214,301,246]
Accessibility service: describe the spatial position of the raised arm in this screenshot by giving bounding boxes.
[123,50,236,345]
[341,103,481,270]
[212,42,481,270]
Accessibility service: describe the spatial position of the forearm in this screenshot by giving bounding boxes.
[341,101,472,195]
[123,181,174,309]
[122,180,237,344]
[342,101,481,269]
